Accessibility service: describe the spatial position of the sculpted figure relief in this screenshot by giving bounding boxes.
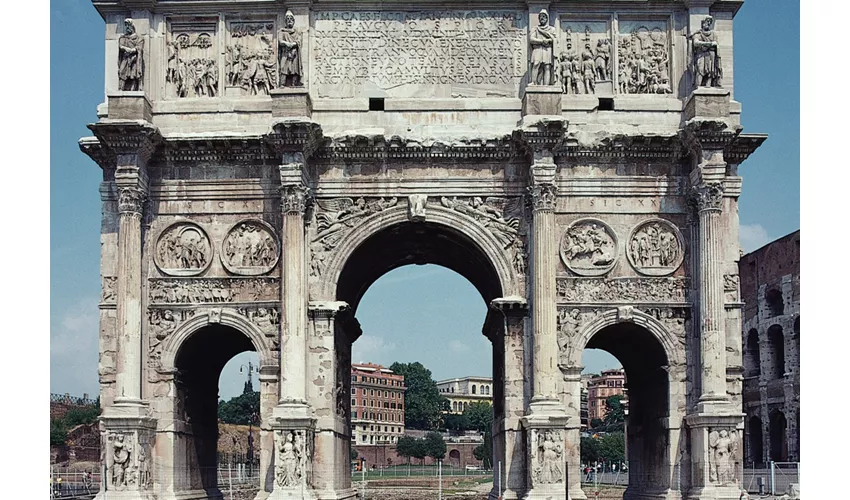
[557,277,688,303]
[618,26,672,94]
[155,223,212,276]
[440,196,523,250]
[167,32,217,98]
[276,430,305,487]
[628,219,684,276]
[534,430,564,484]
[230,22,278,94]
[118,19,144,91]
[708,428,739,485]
[149,278,278,304]
[691,16,722,88]
[222,221,280,275]
[529,10,556,86]
[111,433,132,489]
[560,220,617,276]
[559,24,611,95]
[278,11,303,87]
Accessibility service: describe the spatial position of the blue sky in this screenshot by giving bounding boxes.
[49,0,800,401]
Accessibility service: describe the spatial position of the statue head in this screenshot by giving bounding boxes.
[285,10,296,29]
[701,16,714,32]
[538,10,549,26]
[124,18,136,35]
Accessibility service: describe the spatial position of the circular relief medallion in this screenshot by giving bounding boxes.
[155,222,213,277]
[221,220,280,276]
[627,218,685,276]
[559,218,618,276]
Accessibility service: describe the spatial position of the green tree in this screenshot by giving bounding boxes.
[580,436,600,464]
[443,413,471,434]
[50,419,68,446]
[389,362,447,430]
[472,428,493,469]
[396,436,417,464]
[424,431,446,460]
[63,406,101,427]
[598,432,625,464]
[463,402,493,433]
[601,395,625,432]
[411,438,428,465]
[218,391,260,425]
[350,447,359,461]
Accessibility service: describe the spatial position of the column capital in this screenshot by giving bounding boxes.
[281,184,312,215]
[118,186,146,216]
[528,183,557,212]
[690,182,724,213]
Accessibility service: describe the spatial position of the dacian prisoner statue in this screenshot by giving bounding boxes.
[81,2,767,500]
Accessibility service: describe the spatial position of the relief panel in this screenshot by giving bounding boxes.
[227,20,278,95]
[166,20,219,99]
[311,10,528,98]
[617,20,673,95]
[558,19,612,96]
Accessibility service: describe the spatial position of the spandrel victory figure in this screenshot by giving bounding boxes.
[529,10,556,86]
[278,10,303,87]
[691,16,722,88]
[118,18,144,91]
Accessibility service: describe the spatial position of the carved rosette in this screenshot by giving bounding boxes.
[154,222,212,276]
[118,187,145,216]
[282,184,311,215]
[559,218,618,276]
[627,219,685,276]
[528,184,557,212]
[221,220,280,276]
[690,182,724,213]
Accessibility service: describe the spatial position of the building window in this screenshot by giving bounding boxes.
[352,399,356,406]
[472,385,477,394]
[362,400,366,407]
[351,388,356,395]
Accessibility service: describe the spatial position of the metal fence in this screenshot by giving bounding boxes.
[743,462,800,496]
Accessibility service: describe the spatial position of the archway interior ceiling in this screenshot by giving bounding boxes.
[337,221,502,314]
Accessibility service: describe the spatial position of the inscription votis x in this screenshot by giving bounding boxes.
[312,11,527,96]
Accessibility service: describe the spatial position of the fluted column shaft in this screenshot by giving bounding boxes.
[529,182,558,402]
[693,182,726,402]
[115,186,145,403]
[279,159,310,404]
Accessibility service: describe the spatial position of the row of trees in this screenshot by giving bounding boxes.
[395,432,447,463]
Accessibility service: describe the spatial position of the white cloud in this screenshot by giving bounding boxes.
[449,340,470,353]
[352,335,397,365]
[51,296,100,395]
[739,223,771,253]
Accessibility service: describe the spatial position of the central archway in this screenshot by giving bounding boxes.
[310,213,525,500]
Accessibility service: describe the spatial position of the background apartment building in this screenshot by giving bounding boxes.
[351,363,406,445]
[436,376,493,413]
[586,368,626,422]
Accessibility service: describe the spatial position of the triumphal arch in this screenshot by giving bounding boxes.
[80,0,765,499]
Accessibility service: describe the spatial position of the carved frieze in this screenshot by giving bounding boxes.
[148,309,196,362]
[724,274,740,302]
[557,277,689,303]
[310,197,399,277]
[149,278,279,304]
[155,222,212,276]
[627,219,684,276]
[559,219,617,276]
[708,428,739,485]
[102,276,117,304]
[558,21,611,95]
[221,220,280,276]
[167,21,218,98]
[618,22,672,95]
[228,21,277,95]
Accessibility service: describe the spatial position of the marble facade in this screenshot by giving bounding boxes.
[80,1,765,499]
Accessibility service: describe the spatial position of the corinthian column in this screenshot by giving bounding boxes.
[691,181,727,405]
[115,186,146,404]
[279,153,311,407]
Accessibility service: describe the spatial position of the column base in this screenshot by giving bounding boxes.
[685,485,745,500]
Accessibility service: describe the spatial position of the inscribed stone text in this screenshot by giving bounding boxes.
[312,11,527,90]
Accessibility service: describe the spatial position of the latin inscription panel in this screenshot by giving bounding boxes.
[312,10,528,98]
